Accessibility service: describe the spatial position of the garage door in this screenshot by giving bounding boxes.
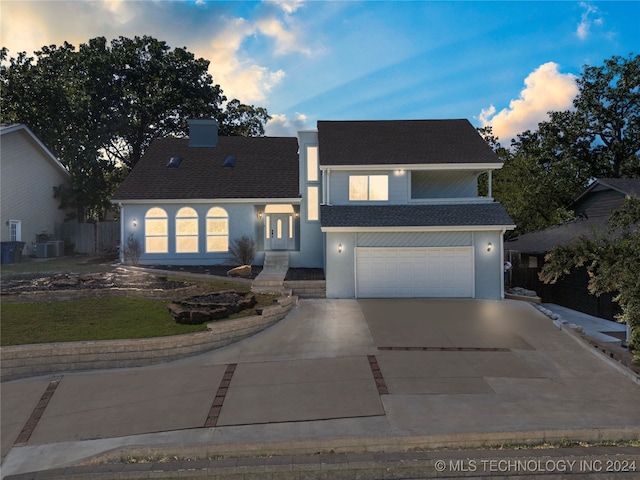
[356,247,474,298]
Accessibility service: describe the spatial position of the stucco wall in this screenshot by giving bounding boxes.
[473,230,504,300]
[0,129,70,247]
[325,232,356,298]
[297,130,324,268]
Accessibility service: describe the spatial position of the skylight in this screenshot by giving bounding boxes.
[222,156,236,167]
[167,157,183,168]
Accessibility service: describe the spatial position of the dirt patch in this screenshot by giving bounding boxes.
[0,268,191,295]
[146,264,263,279]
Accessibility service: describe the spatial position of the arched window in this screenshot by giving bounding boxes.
[206,207,228,252]
[176,207,199,253]
[145,208,168,253]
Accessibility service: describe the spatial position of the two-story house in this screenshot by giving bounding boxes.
[112,119,514,299]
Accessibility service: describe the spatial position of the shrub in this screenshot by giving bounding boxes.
[229,235,255,265]
[123,233,141,266]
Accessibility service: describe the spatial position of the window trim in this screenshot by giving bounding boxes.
[145,207,169,254]
[307,185,319,222]
[176,207,199,253]
[206,207,229,253]
[349,174,389,202]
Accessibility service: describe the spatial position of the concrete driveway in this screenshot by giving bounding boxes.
[2,298,640,476]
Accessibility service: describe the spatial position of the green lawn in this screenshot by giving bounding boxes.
[1,297,207,346]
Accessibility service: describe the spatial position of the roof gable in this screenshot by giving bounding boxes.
[112,136,299,201]
[317,119,501,166]
[0,124,71,178]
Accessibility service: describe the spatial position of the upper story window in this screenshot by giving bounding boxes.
[349,175,388,201]
[307,186,319,221]
[145,207,168,253]
[306,146,318,182]
[206,207,228,252]
[176,207,199,253]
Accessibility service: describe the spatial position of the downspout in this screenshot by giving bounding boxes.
[488,170,493,199]
[118,203,125,264]
[500,228,506,299]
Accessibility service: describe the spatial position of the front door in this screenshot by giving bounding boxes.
[269,214,290,250]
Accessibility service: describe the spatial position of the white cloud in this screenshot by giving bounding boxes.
[576,2,602,40]
[100,0,135,25]
[265,112,309,136]
[268,0,306,15]
[479,62,579,145]
[200,16,291,103]
[256,16,311,55]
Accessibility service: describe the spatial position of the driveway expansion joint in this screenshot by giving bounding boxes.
[14,379,61,446]
[378,346,511,352]
[204,364,236,428]
[367,355,389,395]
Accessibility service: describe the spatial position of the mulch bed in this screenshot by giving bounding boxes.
[285,268,325,281]
[149,265,326,281]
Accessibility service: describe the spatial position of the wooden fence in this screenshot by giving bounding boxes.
[61,221,120,254]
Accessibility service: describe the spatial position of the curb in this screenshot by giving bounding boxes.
[5,445,639,479]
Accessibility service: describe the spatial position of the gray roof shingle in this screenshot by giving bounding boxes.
[112,136,299,201]
[317,119,501,166]
[320,203,515,228]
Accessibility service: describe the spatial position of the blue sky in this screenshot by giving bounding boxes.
[1,1,638,143]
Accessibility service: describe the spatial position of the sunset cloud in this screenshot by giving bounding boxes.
[479,62,578,145]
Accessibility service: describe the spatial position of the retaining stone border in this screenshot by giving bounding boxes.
[0,294,297,382]
[0,284,206,304]
[284,280,326,298]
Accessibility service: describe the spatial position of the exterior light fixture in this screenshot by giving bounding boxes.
[338,243,343,253]
[132,219,137,227]
[295,211,300,219]
[257,210,263,220]
[487,242,493,252]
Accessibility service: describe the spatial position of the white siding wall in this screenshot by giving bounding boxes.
[0,130,70,249]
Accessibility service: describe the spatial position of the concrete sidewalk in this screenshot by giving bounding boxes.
[2,299,640,478]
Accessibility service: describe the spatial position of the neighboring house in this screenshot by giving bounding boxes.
[0,124,72,257]
[505,178,640,319]
[113,118,514,299]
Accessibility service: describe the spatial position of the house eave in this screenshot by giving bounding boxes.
[321,225,516,233]
[111,198,302,205]
[319,163,503,171]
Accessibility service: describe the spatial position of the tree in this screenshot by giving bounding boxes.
[485,54,639,235]
[574,54,640,177]
[1,36,271,221]
[539,196,640,363]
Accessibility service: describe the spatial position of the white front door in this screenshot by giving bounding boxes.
[269,214,290,250]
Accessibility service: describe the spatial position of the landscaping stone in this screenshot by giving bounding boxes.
[167,291,257,325]
[227,265,252,278]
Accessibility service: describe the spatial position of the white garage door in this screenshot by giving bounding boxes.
[356,247,474,298]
